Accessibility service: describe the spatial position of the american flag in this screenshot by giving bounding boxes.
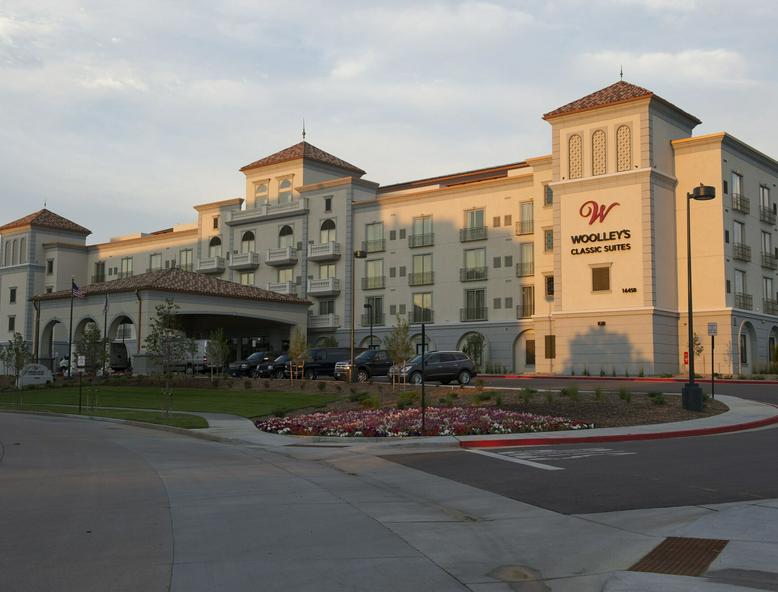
[72,280,86,299]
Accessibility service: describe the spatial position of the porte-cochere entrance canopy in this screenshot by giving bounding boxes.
[32,268,310,369]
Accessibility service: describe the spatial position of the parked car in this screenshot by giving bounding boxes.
[334,349,394,382]
[286,347,365,380]
[228,351,277,377]
[256,353,290,379]
[389,351,476,385]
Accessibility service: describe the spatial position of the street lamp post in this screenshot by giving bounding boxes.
[682,184,716,411]
[350,249,367,382]
[363,303,373,350]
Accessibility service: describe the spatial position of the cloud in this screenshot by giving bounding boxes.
[82,75,147,92]
[330,52,376,80]
[601,0,699,10]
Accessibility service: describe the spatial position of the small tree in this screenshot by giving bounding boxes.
[6,333,32,394]
[693,332,704,374]
[144,299,192,415]
[75,322,106,376]
[205,328,231,380]
[318,335,338,347]
[288,327,308,383]
[384,316,414,389]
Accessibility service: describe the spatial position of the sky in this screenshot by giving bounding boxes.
[2,0,777,243]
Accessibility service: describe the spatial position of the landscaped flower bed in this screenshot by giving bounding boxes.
[255,407,594,437]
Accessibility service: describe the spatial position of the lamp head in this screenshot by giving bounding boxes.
[353,250,367,259]
[690,184,716,201]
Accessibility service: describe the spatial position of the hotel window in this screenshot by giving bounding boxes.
[568,134,583,179]
[179,249,193,271]
[241,231,255,253]
[324,196,332,212]
[544,185,553,206]
[517,243,534,277]
[278,178,293,204]
[543,228,553,252]
[466,208,484,229]
[518,202,533,234]
[616,125,632,172]
[212,216,219,230]
[278,267,294,283]
[462,248,486,281]
[519,286,535,318]
[763,277,774,301]
[545,335,556,359]
[8,316,15,332]
[240,272,255,286]
[365,296,384,325]
[731,172,743,197]
[734,270,747,308]
[760,186,770,210]
[320,219,336,243]
[410,254,433,285]
[319,299,335,315]
[120,257,133,278]
[208,236,222,258]
[412,292,432,324]
[463,288,487,321]
[319,263,336,279]
[545,275,554,298]
[254,181,269,204]
[9,287,17,304]
[47,259,54,275]
[760,186,775,223]
[94,261,105,283]
[364,259,384,290]
[592,266,610,292]
[365,222,385,252]
[149,253,162,272]
[278,225,294,248]
[411,215,433,247]
[592,129,606,176]
[762,231,772,255]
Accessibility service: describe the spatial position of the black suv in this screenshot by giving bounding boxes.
[256,353,290,379]
[228,351,276,377]
[390,351,476,385]
[333,349,394,382]
[286,347,365,380]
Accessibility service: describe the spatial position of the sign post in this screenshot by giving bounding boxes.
[420,323,426,436]
[77,355,86,413]
[708,322,718,399]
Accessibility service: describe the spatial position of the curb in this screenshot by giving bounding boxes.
[458,411,778,449]
[477,374,778,385]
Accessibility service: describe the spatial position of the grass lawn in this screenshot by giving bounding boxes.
[0,386,341,419]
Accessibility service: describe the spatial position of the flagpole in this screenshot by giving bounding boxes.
[68,276,74,378]
[103,293,109,377]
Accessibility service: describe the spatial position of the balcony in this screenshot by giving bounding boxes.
[516,302,535,319]
[460,267,487,282]
[460,307,488,322]
[731,193,750,214]
[408,271,434,286]
[762,252,777,270]
[516,261,535,277]
[117,271,134,279]
[308,313,340,330]
[409,309,434,324]
[227,199,308,224]
[459,226,487,242]
[360,312,385,327]
[734,292,753,310]
[308,277,341,297]
[408,233,434,248]
[732,242,751,262]
[362,276,385,290]
[196,257,226,274]
[266,281,298,296]
[229,251,260,270]
[307,241,341,262]
[760,206,776,225]
[265,246,298,267]
[515,220,534,235]
[362,239,386,253]
[764,298,778,316]
[91,275,106,284]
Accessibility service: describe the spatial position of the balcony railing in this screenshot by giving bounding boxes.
[460,267,487,282]
[409,309,434,324]
[265,246,298,266]
[460,307,488,322]
[408,233,434,248]
[360,312,385,327]
[731,193,750,214]
[408,271,434,286]
[179,263,193,272]
[459,226,487,242]
[266,281,298,296]
[227,199,307,223]
[196,257,225,274]
[117,271,134,279]
[734,292,753,310]
[515,220,534,235]
[91,275,106,284]
[732,242,751,262]
[764,298,778,316]
[515,261,535,277]
[516,302,535,319]
[308,313,340,330]
[307,241,341,261]
[362,239,386,253]
[361,276,385,290]
[762,252,777,270]
[307,277,341,297]
[760,206,776,225]
[229,251,260,270]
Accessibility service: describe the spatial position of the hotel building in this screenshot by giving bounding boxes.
[1,81,777,375]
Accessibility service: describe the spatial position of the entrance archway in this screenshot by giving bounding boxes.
[359,335,381,350]
[513,329,536,374]
[457,331,488,372]
[39,319,64,371]
[737,321,757,375]
[769,326,778,371]
[108,315,135,371]
[410,333,435,356]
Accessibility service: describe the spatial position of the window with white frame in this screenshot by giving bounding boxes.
[278,178,293,204]
[241,231,255,253]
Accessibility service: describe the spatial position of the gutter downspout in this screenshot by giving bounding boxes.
[135,290,142,354]
[32,298,40,363]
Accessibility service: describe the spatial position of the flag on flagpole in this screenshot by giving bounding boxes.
[72,280,86,299]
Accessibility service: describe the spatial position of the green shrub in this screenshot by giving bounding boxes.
[752,375,765,380]
[494,394,502,406]
[317,381,327,392]
[349,391,370,402]
[272,408,286,417]
[359,395,380,409]
[599,368,606,377]
[561,386,579,401]
[638,368,644,377]
[475,391,493,402]
[446,392,459,405]
[263,380,271,389]
[648,391,666,405]
[519,388,536,405]
[397,391,418,410]
[618,387,631,403]
[244,379,252,390]
[594,387,604,402]
[612,368,616,377]
[545,391,554,403]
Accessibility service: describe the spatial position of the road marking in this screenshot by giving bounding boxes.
[465,449,564,471]
[500,447,637,463]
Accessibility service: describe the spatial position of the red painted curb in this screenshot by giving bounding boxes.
[458,413,778,448]
[478,374,778,385]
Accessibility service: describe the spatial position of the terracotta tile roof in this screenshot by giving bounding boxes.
[0,208,91,235]
[35,267,310,306]
[240,141,365,175]
[379,161,527,194]
[543,80,701,124]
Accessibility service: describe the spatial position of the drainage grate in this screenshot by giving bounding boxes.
[630,537,729,576]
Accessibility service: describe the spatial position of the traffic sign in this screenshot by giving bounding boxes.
[708,322,718,336]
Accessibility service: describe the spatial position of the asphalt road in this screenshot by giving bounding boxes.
[383,426,778,514]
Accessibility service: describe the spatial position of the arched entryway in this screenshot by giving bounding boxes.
[457,331,488,372]
[359,335,381,350]
[736,321,757,375]
[513,329,536,374]
[39,319,65,371]
[769,326,778,371]
[108,314,136,371]
[410,333,435,356]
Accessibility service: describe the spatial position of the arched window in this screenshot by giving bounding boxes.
[254,181,268,204]
[278,178,293,204]
[278,225,294,248]
[241,231,255,253]
[568,134,583,179]
[320,219,336,243]
[3,243,10,267]
[19,238,26,264]
[11,239,18,265]
[592,129,606,176]
[616,125,632,172]
[208,236,222,258]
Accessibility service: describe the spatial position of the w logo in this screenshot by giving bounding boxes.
[579,200,620,225]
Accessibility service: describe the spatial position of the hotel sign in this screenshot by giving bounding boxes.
[570,200,632,255]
